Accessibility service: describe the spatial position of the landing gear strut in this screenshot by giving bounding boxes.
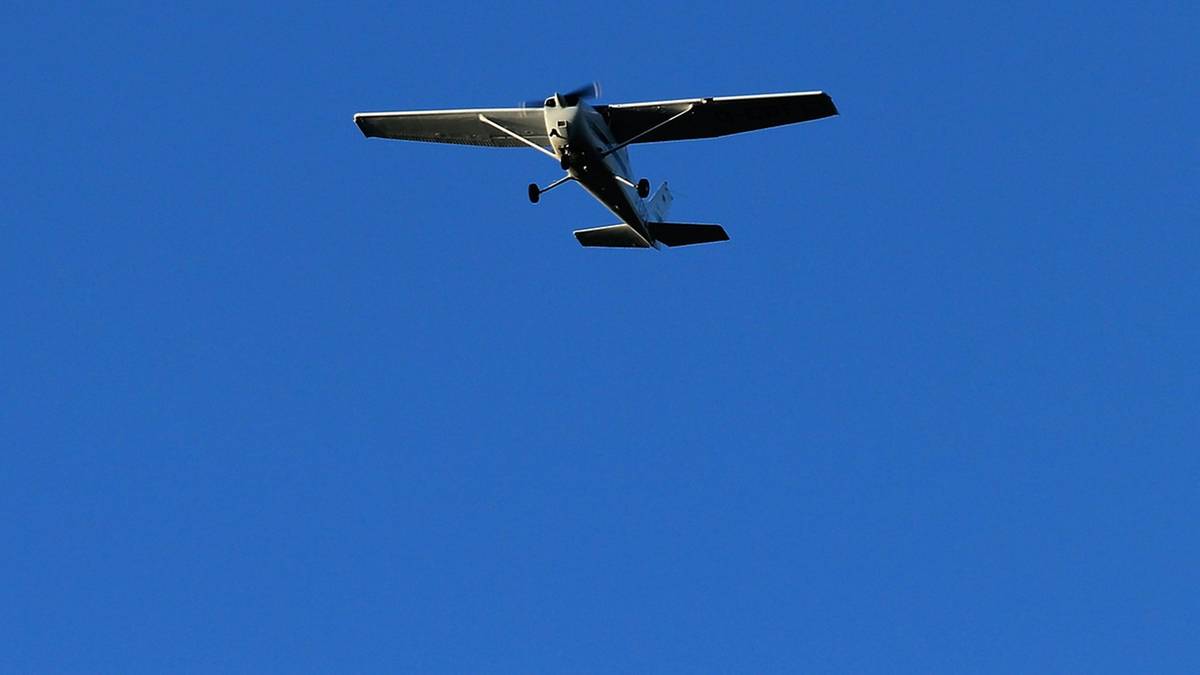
[528,174,575,204]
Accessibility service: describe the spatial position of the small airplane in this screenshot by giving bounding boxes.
[354,84,837,249]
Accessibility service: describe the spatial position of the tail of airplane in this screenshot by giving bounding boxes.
[646,182,673,222]
[572,221,728,248]
[572,181,728,248]
[574,224,653,248]
[646,221,729,247]
[642,182,728,246]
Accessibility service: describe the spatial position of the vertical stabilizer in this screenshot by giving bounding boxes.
[646,182,673,223]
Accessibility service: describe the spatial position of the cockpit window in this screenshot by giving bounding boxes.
[545,97,557,108]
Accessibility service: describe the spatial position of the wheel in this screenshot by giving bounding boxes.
[637,178,650,199]
[560,154,571,171]
[528,183,540,204]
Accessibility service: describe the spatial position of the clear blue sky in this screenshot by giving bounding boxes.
[3,2,1197,672]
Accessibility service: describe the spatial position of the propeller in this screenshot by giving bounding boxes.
[522,81,601,108]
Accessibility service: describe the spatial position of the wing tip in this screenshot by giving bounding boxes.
[353,113,376,138]
[823,92,839,117]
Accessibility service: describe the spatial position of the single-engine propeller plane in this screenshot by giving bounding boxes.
[354,84,837,249]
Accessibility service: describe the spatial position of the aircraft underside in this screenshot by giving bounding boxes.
[354,84,837,249]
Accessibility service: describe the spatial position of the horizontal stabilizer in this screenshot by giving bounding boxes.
[646,221,729,247]
[574,224,653,248]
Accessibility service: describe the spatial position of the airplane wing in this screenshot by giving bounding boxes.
[599,91,837,145]
[354,107,550,148]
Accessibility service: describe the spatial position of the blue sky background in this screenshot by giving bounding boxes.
[3,2,1197,672]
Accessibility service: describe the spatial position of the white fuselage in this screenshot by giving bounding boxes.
[542,97,654,246]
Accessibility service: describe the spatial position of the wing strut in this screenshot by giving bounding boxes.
[477,114,558,160]
[601,104,695,157]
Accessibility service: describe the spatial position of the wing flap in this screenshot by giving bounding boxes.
[354,108,550,148]
[600,91,836,145]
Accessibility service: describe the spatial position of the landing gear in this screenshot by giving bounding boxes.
[528,174,575,204]
[559,154,571,171]
[637,178,650,199]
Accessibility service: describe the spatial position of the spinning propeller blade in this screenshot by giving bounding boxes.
[562,81,601,106]
[521,82,601,108]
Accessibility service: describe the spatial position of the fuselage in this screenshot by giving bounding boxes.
[541,94,655,247]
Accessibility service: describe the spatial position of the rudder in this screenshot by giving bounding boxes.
[645,182,673,223]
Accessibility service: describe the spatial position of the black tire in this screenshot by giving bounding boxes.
[528,183,540,204]
[560,154,571,171]
[637,178,650,199]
